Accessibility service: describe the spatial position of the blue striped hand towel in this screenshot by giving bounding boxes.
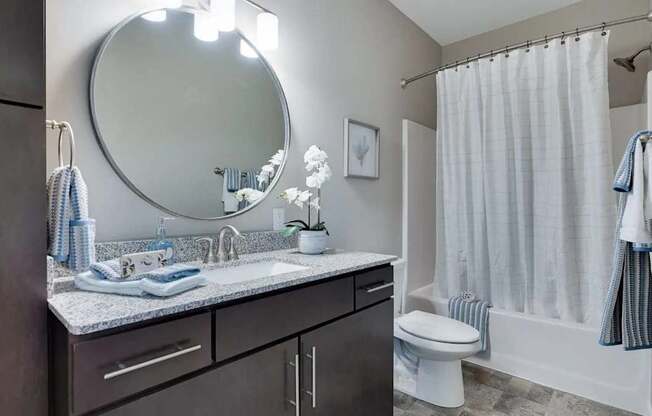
[600,173,652,350]
[449,295,491,351]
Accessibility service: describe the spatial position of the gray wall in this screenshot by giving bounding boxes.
[441,0,650,108]
[46,0,441,256]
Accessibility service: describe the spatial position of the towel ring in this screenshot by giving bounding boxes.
[56,121,75,167]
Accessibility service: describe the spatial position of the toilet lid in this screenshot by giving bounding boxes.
[397,311,480,344]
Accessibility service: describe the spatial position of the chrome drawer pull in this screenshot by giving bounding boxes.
[305,346,317,408]
[103,344,202,381]
[288,354,300,416]
[365,282,394,294]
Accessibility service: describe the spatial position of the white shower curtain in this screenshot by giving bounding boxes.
[435,32,615,325]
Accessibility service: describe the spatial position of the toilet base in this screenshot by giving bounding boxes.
[415,359,464,408]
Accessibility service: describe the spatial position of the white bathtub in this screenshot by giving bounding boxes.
[405,284,652,416]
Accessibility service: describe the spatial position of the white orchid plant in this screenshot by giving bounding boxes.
[234,149,285,205]
[280,145,332,237]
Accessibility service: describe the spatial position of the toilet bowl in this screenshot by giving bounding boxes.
[394,310,481,408]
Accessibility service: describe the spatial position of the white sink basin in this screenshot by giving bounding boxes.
[203,261,309,285]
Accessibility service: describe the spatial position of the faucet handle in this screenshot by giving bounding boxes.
[194,237,216,264]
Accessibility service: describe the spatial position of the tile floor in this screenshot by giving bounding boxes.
[393,362,639,416]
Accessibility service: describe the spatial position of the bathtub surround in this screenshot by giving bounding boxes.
[46,0,441,256]
[435,32,615,326]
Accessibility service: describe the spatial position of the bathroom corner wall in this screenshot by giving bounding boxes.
[441,0,650,109]
[46,0,442,255]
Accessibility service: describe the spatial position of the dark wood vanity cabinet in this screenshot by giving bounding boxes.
[51,265,394,416]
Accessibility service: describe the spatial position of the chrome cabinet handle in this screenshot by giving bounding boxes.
[103,344,202,380]
[365,282,394,293]
[288,353,300,416]
[305,347,317,408]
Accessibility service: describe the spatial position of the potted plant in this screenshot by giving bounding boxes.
[280,145,332,254]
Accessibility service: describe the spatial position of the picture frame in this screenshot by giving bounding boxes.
[344,118,380,179]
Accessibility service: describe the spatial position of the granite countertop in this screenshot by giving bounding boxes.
[48,249,397,336]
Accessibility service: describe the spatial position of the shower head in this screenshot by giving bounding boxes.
[614,45,651,72]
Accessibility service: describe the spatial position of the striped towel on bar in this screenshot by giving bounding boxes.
[47,167,72,263]
[449,295,491,351]
[239,170,261,210]
[224,168,241,193]
[599,135,652,350]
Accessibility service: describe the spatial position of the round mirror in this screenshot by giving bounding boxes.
[91,8,290,220]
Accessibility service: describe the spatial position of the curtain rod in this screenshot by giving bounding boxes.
[401,11,652,88]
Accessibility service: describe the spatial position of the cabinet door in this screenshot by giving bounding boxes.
[300,300,393,416]
[0,104,46,415]
[0,0,44,106]
[105,338,299,416]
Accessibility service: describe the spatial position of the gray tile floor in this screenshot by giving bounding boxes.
[394,362,640,416]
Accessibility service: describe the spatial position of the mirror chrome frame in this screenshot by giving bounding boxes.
[89,6,291,221]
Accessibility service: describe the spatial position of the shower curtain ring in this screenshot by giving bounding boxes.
[490,50,494,62]
[505,46,510,58]
[561,32,566,45]
[601,23,607,36]
[526,40,531,53]
[575,27,580,42]
[466,57,470,68]
[455,60,458,72]
[544,35,549,48]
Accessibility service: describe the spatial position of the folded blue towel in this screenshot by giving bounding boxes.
[139,264,201,283]
[449,294,491,352]
[90,260,200,283]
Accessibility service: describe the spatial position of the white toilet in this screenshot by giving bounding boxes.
[394,310,481,408]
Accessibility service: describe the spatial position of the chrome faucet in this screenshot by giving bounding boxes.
[195,237,217,264]
[216,225,244,263]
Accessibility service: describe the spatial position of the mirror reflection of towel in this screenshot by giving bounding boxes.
[222,168,240,214]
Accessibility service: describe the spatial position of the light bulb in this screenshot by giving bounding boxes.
[211,0,236,32]
[142,10,167,22]
[194,13,219,42]
[162,0,183,8]
[257,12,278,51]
[240,40,258,58]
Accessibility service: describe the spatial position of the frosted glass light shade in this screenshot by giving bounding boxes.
[162,0,183,8]
[211,0,236,32]
[240,40,258,58]
[194,14,220,42]
[142,10,167,22]
[257,12,279,51]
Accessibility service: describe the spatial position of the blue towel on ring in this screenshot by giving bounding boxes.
[449,294,491,352]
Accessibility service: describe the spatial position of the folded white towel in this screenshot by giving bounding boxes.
[621,140,652,244]
[75,271,207,298]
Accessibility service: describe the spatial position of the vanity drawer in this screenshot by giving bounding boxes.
[355,266,394,309]
[71,312,212,415]
[214,276,354,362]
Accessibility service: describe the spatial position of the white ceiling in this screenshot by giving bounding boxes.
[389,0,582,45]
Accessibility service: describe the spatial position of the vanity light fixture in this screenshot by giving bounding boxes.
[256,12,279,51]
[142,10,168,22]
[194,13,220,42]
[211,0,236,32]
[240,40,258,58]
[142,0,183,22]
